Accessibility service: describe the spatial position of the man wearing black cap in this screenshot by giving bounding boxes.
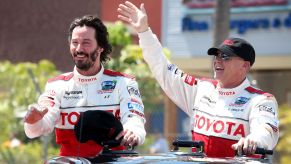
[117,1,279,158]
[24,15,146,158]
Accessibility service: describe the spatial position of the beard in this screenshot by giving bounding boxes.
[72,49,98,71]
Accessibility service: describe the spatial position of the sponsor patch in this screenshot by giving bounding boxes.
[201,96,216,104]
[219,91,235,96]
[101,80,117,90]
[184,75,196,86]
[97,90,114,94]
[63,90,83,100]
[63,95,83,100]
[174,68,184,77]
[46,89,56,96]
[194,113,246,138]
[258,105,275,115]
[127,86,141,98]
[200,96,216,108]
[129,110,145,118]
[65,91,82,95]
[77,77,97,83]
[234,97,250,105]
[128,102,144,113]
[228,108,244,112]
[167,64,176,71]
[266,123,278,133]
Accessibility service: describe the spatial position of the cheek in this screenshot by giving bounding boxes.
[229,64,242,74]
[69,46,75,54]
[70,50,74,56]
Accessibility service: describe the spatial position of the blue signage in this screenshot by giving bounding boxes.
[182,12,291,34]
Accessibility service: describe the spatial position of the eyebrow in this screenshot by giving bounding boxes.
[71,38,93,42]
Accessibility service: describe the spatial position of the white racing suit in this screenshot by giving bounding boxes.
[24,66,146,157]
[138,29,279,157]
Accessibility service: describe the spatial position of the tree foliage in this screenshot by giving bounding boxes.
[275,105,291,163]
[0,60,59,163]
[107,21,132,58]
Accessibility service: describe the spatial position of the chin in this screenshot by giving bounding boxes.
[214,75,223,81]
[214,72,224,79]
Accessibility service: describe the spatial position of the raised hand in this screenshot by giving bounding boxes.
[117,1,149,33]
[24,104,48,124]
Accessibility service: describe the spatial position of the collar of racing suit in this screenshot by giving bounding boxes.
[73,65,104,85]
[216,78,250,96]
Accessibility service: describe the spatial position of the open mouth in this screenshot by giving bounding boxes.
[74,53,88,59]
[215,66,224,72]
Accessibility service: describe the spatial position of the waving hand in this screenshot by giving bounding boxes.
[117,1,149,33]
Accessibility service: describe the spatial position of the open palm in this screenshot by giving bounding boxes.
[118,1,149,33]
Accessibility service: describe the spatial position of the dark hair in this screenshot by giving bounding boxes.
[68,15,112,64]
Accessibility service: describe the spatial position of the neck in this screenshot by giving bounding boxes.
[77,64,101,76]
[220,77,246,88]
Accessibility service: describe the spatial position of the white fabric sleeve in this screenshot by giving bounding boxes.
[248,95,279,149]
[119,77,146,145]
[123,116,146,145]
[138,28,197,116]
[24,82,61,138]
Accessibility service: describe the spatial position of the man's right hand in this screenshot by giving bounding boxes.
[24,104,48,124]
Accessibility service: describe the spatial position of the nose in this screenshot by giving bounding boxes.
[74,43,84,52]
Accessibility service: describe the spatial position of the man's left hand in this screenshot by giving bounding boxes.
[116,129,139,147]
[232,137,258,155]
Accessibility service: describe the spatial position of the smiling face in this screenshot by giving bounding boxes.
[213,53,250,88]
[70,26,103,75]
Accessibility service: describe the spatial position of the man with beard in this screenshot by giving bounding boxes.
[117,1,279,158]
[23,15,146,158]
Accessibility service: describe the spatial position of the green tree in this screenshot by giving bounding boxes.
[275,105,291,164]
[107,21,132,58]
[0,60,59,163]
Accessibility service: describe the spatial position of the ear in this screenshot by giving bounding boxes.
[243,61,251,71]
[97,48,104,54]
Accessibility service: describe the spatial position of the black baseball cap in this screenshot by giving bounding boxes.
[207,37,256,66]
[74,110,123,146]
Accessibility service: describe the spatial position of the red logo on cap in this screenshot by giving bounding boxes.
[223,39,234,45]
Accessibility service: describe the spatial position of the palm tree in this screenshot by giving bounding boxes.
[213,0,230,46]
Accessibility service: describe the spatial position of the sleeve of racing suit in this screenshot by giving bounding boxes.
[24,82,61,138]
[118,77,146,145]
[248,95,279,150]
[138,28,197,116]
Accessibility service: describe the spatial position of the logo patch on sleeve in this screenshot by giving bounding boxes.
[258,105,275,116]
[128,102,144,113]
[184,75,196,86]
[127,86,141,98]
[266,123,278,133]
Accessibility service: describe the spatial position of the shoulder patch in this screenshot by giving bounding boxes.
[184,74,197,86]
[47,72,74,83]
[245,86,273,97]
[104,69,135,79]
[200,78,218,88]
